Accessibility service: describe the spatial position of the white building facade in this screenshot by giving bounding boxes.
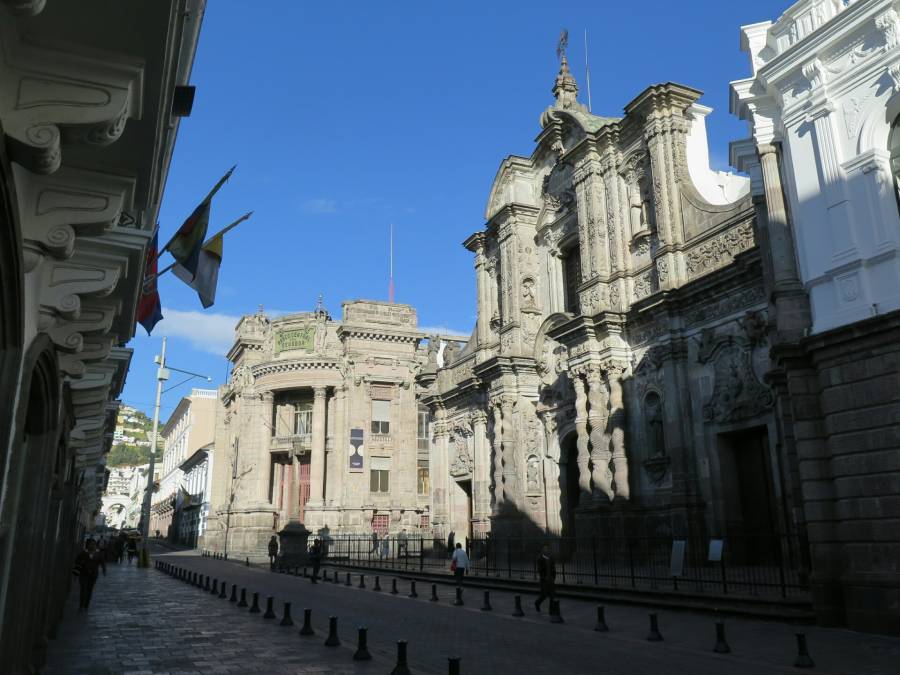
[731,0,900,634]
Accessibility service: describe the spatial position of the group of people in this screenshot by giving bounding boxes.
[73,531,141,611]
[369,529,410,558]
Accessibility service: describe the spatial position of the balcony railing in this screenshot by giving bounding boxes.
[270,434,311,453]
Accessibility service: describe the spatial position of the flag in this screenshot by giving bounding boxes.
[173,230,223,309]
[136,229,163,335]
[166,198,210,280]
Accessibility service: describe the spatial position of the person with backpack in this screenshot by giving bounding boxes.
[451,542,469,586]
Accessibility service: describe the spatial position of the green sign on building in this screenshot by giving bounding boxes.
[275,326,315,353]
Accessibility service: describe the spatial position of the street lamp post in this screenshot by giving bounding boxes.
[139,337,169,561]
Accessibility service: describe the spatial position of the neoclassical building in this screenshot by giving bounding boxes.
[202,300,437,559]
[419,51,793,547]
[0,0,203,671]
[731,0,900,634]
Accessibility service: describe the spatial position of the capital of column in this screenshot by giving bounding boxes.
[313,386,327,400]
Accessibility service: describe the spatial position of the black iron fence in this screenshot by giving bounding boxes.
[319,532,809,600]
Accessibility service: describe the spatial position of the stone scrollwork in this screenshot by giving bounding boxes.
[698,335,773,424]
[686,221,756,279]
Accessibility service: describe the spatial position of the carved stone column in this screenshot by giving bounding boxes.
[471,409,490,522]
[490,403,504,510]
[432,409,450,535]
[330,386,346,508]
[607,365,629,499]
[586,366,613,500]
[758,143,811,336]
[572,375,593,501]
[255,391,275,503]
[286,457,299,521]
[307,387,327,505]
[472,235,491,348]
[500,398,519,507]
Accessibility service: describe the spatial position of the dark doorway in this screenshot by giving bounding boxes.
[718,427,778,563]
[559,433,580,538]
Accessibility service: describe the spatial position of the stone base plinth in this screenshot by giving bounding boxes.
[277,521,311,566]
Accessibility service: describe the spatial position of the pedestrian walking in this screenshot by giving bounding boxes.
[74,539,106,611]
[398,529,408,558]
[451,542,469,586]
[534,544,556,612]
[309,539,322,580]
[126,537,137,564]
[447,530,455,558]
[370,530,379,555]
[268,535,279,569]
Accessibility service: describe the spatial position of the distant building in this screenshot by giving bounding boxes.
[201,301,447,559]
[150,389,217,542]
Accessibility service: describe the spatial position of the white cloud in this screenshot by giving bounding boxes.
[302,198,338,214]
[419,324,470,338]
[156,308,240,355]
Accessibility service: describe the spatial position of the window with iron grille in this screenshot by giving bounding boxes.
[417,409,430,451]
[371,399,390,435]
[417,459,430,495]
[372,513,389,534]
[370,456,390,493]
[419,514,430,529]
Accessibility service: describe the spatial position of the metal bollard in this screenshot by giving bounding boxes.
[229,584,238,603]
[263,596,276,619]
[358,574,366,589]
[333,572,339,585]
[374,575,382,591]
[280,602,294,627]
[713,622,731,654]
[211,579,218,595]
[391,640,412,675]
[512,595,525,617]
[448,656,461,675]
[594,605,609,632]
[646,613,663,641]
[353,626,372,661]
[345,572,352,586]
[249,592,261,614]
[409,580,418,598]
[245,557,249,567]
[322,568,329,581]
[299,608,315,636]
[454,587,464,606]
[430,584,439,602]
[324,616,340,647]
[203,575,210,591]
[549,599,564,624]
[219,581,227,599]
[794,633,815,668]
[481,591,492,611]
[391,578,398,595]
[237,588,248,608]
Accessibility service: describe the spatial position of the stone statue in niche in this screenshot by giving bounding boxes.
[442,341,458,367]
[644,391,666,456]
[526,455,541,493]
[522,277,537,308]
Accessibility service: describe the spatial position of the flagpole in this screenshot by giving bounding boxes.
[161,165,237,252]
[149,212,253,284]
[584,29,592,113]
[388,222,395,304]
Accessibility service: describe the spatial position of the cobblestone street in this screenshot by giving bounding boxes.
[43,549,900,674]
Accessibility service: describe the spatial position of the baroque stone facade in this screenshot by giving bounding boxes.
[419,49,796,548]
[201,300,438,559]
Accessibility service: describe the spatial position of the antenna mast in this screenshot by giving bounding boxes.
[584,29,593,113]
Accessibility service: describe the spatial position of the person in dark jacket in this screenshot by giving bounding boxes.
[308,539,322,581]
[74,539,106,611]
[268,535,279,569]
[534,544,556,612]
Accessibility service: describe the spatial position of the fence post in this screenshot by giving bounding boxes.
[591,536,599,586]
[629,538,636,589]
[419,535,424,572]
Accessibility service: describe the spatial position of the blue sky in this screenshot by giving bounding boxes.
[122,0,790,420]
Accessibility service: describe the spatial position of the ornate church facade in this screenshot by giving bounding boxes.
[419,52,796,546]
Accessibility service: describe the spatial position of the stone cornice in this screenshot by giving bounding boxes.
[251,359,342,379]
